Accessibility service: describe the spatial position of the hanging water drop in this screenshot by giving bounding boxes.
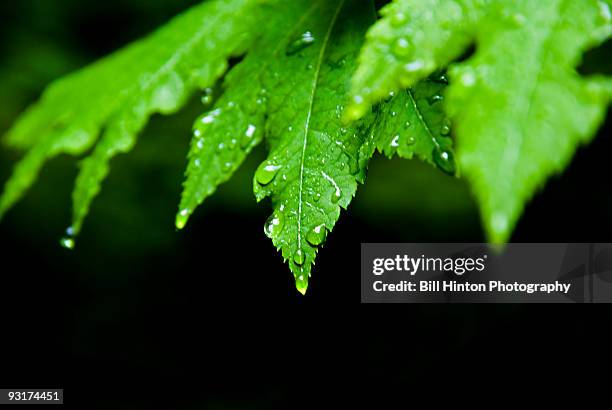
[440,123,451,136]
[306,224,327,246]
[60,226,76,250]
[196,139,204,150]
[293,249,305,266]
[406,136,416,145]
[432,147,457,175]
[286,31,316,56]
[255,162,282,185]
[264,212,285,239]
[60,237,75,250]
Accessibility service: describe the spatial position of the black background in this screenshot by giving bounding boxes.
[0,0,611,407]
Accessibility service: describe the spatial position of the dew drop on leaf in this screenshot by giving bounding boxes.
[432,147,457,175]
[440,123,451,136]
[391,12,407,26]
[306,224,327,246]
[293,249,305,266]
[392,38,411,57]
[241,124,257,148]
[391,135,400,148]
[255,162,282,185]
[264,212,284,239]
[286,31,316,56]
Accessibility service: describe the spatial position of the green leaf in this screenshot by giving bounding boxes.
[346,0,488,120]
[447,0,612,242]
[351,0,612,243]
[367,75,456,175]
[0,0,267,232]
[249,0,376,294]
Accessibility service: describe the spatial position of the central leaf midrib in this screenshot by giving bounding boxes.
[296,0,346,269]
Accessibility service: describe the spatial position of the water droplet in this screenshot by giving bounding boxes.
[201,108,221,124]
[391,111,397,117]
[196,139,204,150]
[60,237,75,250]
[306,224,327,246]
[392,38,411,57]
[313,193,322,202]
[194,159,201,168]
[404,121,412,129]
[229,138,238,149]
[406,136,416,145]
[217,142,225,152]
[391,12,407,26]
[227,101,236,108]
[293,249,305,266]
[175,208,191,230]
[432,147,457,175]
[241,124,257,148]
[403,59,425,73]
[255,162,282,185]
[264,212,285,239]
[201,88,213,106]
[391,135,400,148]
[194,129,202,138]
[223,162,232,171]
[384,91,396,103]
[428,94,444,105]
[286,31,316,56]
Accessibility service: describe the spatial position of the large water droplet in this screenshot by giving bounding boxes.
[440,123,451,136]
[432,147,457,175]
[293,249,305,266]
[256,162,282,185]
[306,224,327,246]
[286,31,316,56]
[264,212,285,239]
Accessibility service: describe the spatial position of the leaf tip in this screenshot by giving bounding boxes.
[175,208,191,230]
